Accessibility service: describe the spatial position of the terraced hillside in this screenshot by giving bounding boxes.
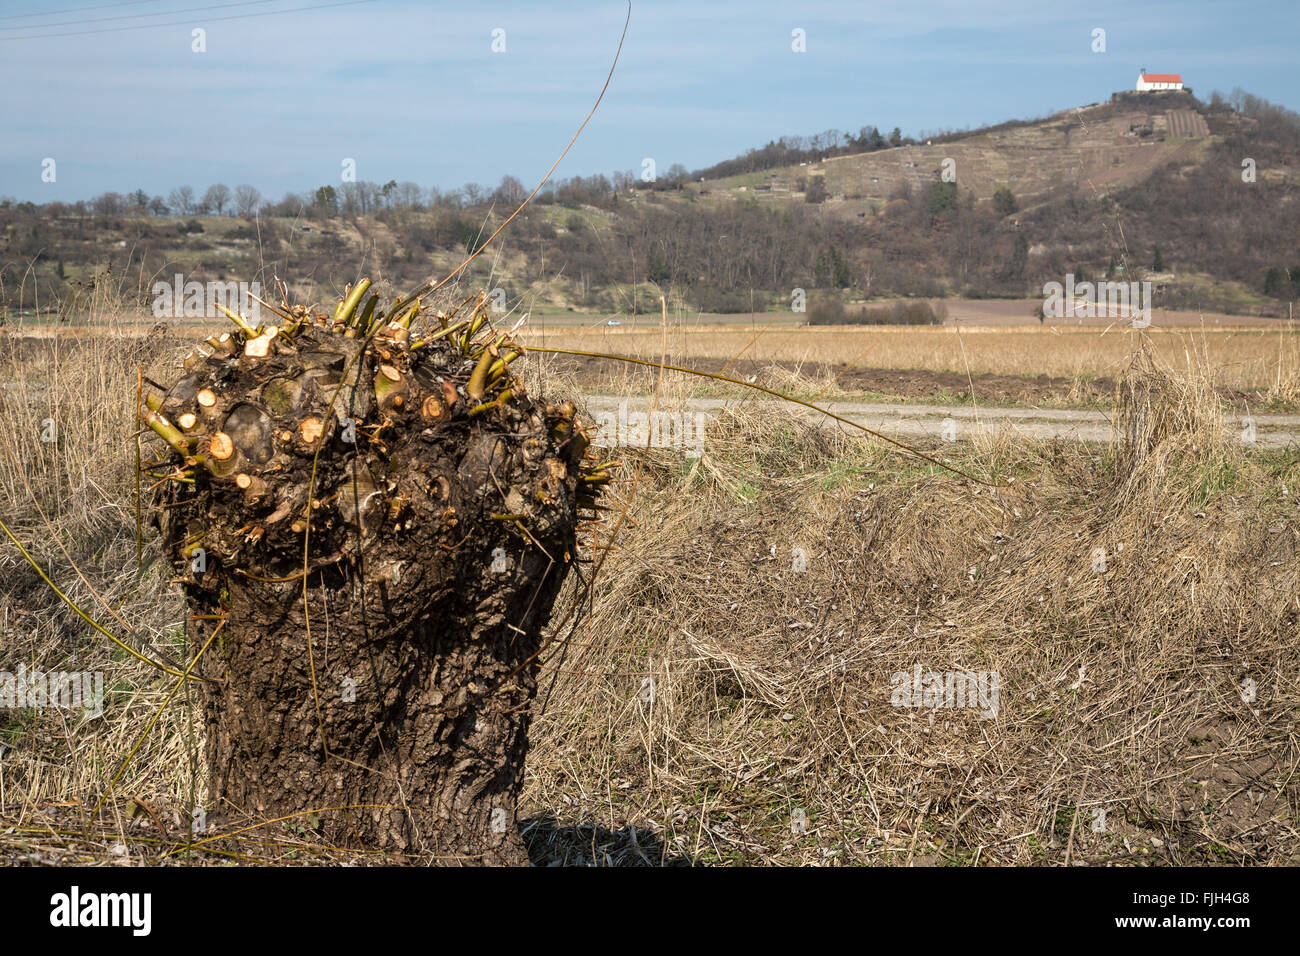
[681,94,1217,217]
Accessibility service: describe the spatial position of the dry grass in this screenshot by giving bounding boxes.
[518,321,1300,401]
[0,319,205,860]
[519,360,1300,865]
[2,311,1299,866]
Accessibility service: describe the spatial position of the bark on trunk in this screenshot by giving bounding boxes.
[152,295,589,864]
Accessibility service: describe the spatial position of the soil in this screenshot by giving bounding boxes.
[537,354,1290,413]
[540,353,1117,406]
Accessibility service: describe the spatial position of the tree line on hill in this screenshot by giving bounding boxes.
[2,90,1298,322]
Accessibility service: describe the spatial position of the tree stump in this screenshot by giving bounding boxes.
[150,288,594,864]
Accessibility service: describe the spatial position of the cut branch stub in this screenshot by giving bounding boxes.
[299,416,324,444]
[243,326,278,359]
[208,431,234,460]
[262,377,305,415]
[222,403,274,465]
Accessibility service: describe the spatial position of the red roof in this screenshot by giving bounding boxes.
[1141,73,1182,83]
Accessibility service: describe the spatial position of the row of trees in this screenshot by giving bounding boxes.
[692,126,908,181]
[1208,88,1300,150]
[0,185,265,221]
[168,184,264,216]
[0,169,648,225]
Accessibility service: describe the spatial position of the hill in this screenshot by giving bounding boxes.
[2,91,1298,322]
[691,93,1213,214]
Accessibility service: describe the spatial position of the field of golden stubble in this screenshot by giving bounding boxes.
[516,320,1300,395]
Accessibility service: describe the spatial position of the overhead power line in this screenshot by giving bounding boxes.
[0,0,378,40]
[0,1,165,22]
[0,1,282,32]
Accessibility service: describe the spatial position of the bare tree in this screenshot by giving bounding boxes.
[394,181,424,209]
[204,184,232,216]
[339,181,362,217]
[168,185,196,216]
[91,192,124,217]
[494,175,526,206]
[234,184,261,216]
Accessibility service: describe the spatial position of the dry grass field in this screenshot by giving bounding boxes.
[2,306,1299,865]
[520,323,1290,382]
[518,319,1300,409]
[22,301,1300,404]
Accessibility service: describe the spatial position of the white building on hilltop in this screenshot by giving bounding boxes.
[1136,68,1183,92]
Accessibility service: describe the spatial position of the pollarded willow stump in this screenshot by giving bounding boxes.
[147,283,600,864]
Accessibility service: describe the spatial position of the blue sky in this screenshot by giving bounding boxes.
[1,0,1296,203]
